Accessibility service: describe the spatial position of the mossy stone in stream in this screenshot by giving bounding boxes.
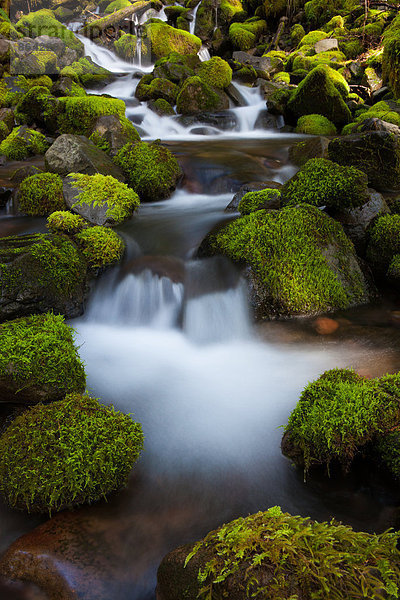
[0,312,85,404]
[60,57,113,88]
[176,76,229,114]
[295,114,337,135]
[143,21,201,60]
[75,226,125,268]
[104,0,132,13]
[47,211,87,235]
[197,57,232,89]
[15,85,60,134]
[114,140,182,201]
[18,173,65,217]
[0,126,49,160]
[0,392,144,513]
[238,188,281,215]
[366,214,400,275]
[58,96,127,137]
[15,9,83,54]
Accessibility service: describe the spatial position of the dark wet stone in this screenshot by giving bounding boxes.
[225,180,282,212]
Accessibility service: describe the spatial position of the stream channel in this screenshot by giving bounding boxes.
[1,7,400,598]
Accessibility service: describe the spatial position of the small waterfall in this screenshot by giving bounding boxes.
[229,81,268,132]
[85,269,184,328]
[132,14,142,67]
[189,2,201,36]
[75,33,144,72]
[198,45,211,61]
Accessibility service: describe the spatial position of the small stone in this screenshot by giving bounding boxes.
[314,38,338,53]
[313,317,339,335]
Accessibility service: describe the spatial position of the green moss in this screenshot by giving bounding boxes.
[0,392,143,513]
[176,75,226,114]
[295,114,337,135]
[27,75,53,89]
[75,226,125,268]
[0,126,49,160]
[282,158,368,209]
[0,121,9,142]
[197,57,232,89]
[378,430,400,479]
[229,19,266,51]
[272,71,290,84]
[340,38,363,59]
[18,173,65,217]
[285,368,400,472]
[183,506,400,600]
[150,98,175,116]
[47,211,87,234]
[305,0,358,26]
[0,20,22,40]
[67,173,140,225]
[0,313,85,402]
[146,78,179,103]
[60,57,112,88]
[299,29,328,46]
[287,64,351,125]
[144,21,201,59]
[238,188,281,215]
[352,100,400,128]
[324,15,345,31]
[219,0,243,23]
[387,254,400,284]
[89,130,111,153]
[114,140,182,201]
[366,214,400,274]
[204,204,365,316]
[292,50,347,73]
[105,0,131,13]
[15,85,59,134]
[114,33,137,60]
[383,14,400,99]
[58,95,126,136]
[290,23,305,46]
[15,9,83,54]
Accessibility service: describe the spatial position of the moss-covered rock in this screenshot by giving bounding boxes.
[0,313,85,405]
[287,64,351,125]
[348,101,400,131]
[58,95,127,136]
[198,204,369,319]
[366,214,400,276]
[328,131,400,192]
[60,57,114,88]
[158,506,400,600]
[291,49,347,73]
[114,33,137,61]
[137,77,179,104]
[387,254,400,289]
[282,368,400,472]
[383,14,400,99]
[18,173,65,217]
[0,233,87,321]
[290,23,305,46]
[64,173,139,226]
[15,9,83,54]
[305,0,358,27]
[299,29,327,46]
[15,85,60,134]
[105,0,132,13]
[11,50,59,76]
[114,140,182,201]
[295,114,337,135]
[0,126,49,160]
[238,188,281,215]
[228,19,266,51]
[89,113,140,156]
[143,21,201,60]
[176,76,229,114]
[197,56,232,89]
[75,226,125,268]
[0,392,143,513]
[281,158,368,209]
[153,52,197,84]
[47,210,87,234]
[148,98,175,116]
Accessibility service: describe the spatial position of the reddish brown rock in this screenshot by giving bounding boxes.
[313,317,339,335]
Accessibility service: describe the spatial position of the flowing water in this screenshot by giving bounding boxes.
[0,12,400,599]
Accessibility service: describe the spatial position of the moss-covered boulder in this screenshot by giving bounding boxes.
[75,226,125,269]
[89,114,140,156]
[58,95,127,137]
[60,57,114,89]
[387,254,400,289]
[15,9,83,55]
[152,52,197,84]
[143,21,201,60]
[11,50,59,76]
[281,158,368,209]
[114,140,182,201]
[105,0,132,13]
[0,233,87,321]
[328,131,400,192]
[18,173,65,217]
[176,76,229,115]
[114,32,138,61]
[238,188,281,215]
[366,214,400,276]
[0,126,49,160]
[295,114,337,135]
[0,313,85,405]
[282,368,400,473]
[198,204,370,319]
[63,173,139,226]
[0,392,143,513]
[47,210,87,235]
[135,77,179,104]
[383,14,400,99]
[157,507,400,600]
[197,56,232,89]
[15,85,60,134]
[287,64,351,126]
[228,19,266,51]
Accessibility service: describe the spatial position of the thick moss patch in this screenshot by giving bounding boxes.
[197,56,232,89]
[0,126,49,160]
[58,96,126,137]
[18,173,65,217]
[383,14,400,99]
[0,313,85,404]
[143,21,201,59]
[0,392,144,513]
[366,214,400,275]
[15,9,83,54]
[47,211,87,235]
[75,226,125,268]
[295,114,337,135]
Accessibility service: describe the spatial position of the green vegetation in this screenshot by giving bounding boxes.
[47,211,87,234]
[114,33,137,60]
[238,188,281,215]
[299,29,327,46]
[182,507,400,600]
[383,15,400,98]
[197,57,232,89]
[295,114,337,135]
[75,226,125,268]
[0,313,85,402]
[281,158,368,209]
[16,85,60,134]
[229,19,267,51]
[67,173,140,225]
[0,127,49,160]
[114,140,182,201]
[284,368,400,472]
[203,204,366,316]
[60,57,112,88]
[0,392,144,513]
[105,0,131,13]
[144,21,201,59]
[58,95,126,136]
[18,173,65,217]
[15,9,83,54]
[366,214,400,274]
[176,76,226,114]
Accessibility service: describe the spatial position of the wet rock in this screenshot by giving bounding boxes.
[0,233,88,322]
[10,165,43,185]
[333,189,390,254]
[34,35,66,58]
[313,317,339,335]
[328,131,400,192]
[90,114,139,156]
[357,118,400,136]
[362,67,382,94]
[176,78,229,115]
[177,112,238,131]
[225,180,282,212]
[225,83,247,106]
[254,110,279,130]
[122,255,185,283]
[288,136,329,167]
[45,134,125,180]
[0,108,14,132]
